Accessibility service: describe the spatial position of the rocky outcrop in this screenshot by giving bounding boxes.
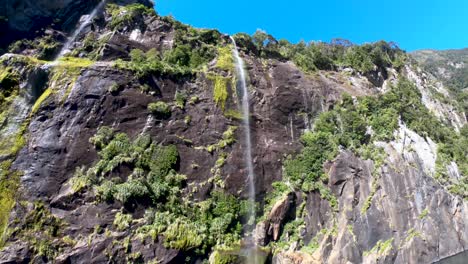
[256,193,295,246]
[0,0,154,52]
[299,148,468,264]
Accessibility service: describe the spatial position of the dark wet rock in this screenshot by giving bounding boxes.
[300,150,468,264]
[268,193,296,241]
[255,192,295,246]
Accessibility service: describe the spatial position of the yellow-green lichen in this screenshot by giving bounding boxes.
[0,161,21,245]
[216,46,234,71]
[224,109,243,120]
[57,57,94,68]
[209,74,230,111]
[195,126,237,153]
[31,88,52,115]
[364,237,394,257]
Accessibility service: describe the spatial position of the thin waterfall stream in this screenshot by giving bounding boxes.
[54,0,107,60]
[230,37,258,263]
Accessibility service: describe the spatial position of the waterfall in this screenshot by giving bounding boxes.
[55,0,106,60]
[230,37,257,263]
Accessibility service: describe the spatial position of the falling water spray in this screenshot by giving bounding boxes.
[230,36,258,263]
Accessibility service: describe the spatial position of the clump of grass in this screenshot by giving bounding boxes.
[148,101,171,118]
[114,211,133,231]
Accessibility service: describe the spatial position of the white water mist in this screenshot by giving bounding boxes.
[230,37,257,263]
[55,0,106,60]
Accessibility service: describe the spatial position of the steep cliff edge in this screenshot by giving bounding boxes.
[0,1,466,263]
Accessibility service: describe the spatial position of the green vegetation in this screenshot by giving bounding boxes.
[106,3,155,31]
[412,49,468,118]
[0,67,30,244]
[115,48,190,78]
[196,126,237,153]
[148,101,171,118]
[401,228,422,247]
[7,202,64,261]
[114,211,133,231]
[209,74,230,111]
[436,126,468,197]
[412,49,468,93]
[364,238,394,257]
[31,88,52,115]
[115,18,222,78]
[234,30,407,74]
[210,250,240,264]
[263,77,468,253]
[0,67,20,122]
[224,109,243,120]
[69,166,95,193]
[216,46,234,71]
[57,57,94,68]
[167,20,221,70]
[0,162,21,245]
[69,32,111,60]
[418,208,429,219]
[75,127,247,256]
[30,56,93,112]
[8,35,60,60]
[174,91,187,109]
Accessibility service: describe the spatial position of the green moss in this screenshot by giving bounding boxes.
[0,121,28,157]
[0,164,21,245]
[0,66,29,241]
[31,88,52,115]
[0,67,19,92]
[224,109,243,120]
[0,67,20,115]
[10,202,64,260]
[47,57,93,104]
[209,74,230,111]
[57,56,94,68]
[216,46,234,71]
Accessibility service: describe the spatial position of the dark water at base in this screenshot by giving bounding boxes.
[434,250,468,264]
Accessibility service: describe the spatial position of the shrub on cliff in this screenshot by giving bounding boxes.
[107,3,155,31]
[78,127,247,254]
[148,101,171,118]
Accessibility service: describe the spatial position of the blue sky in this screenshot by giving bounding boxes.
[156,0,468,52]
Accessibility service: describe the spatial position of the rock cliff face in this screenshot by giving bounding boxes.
[0,1,466,263]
